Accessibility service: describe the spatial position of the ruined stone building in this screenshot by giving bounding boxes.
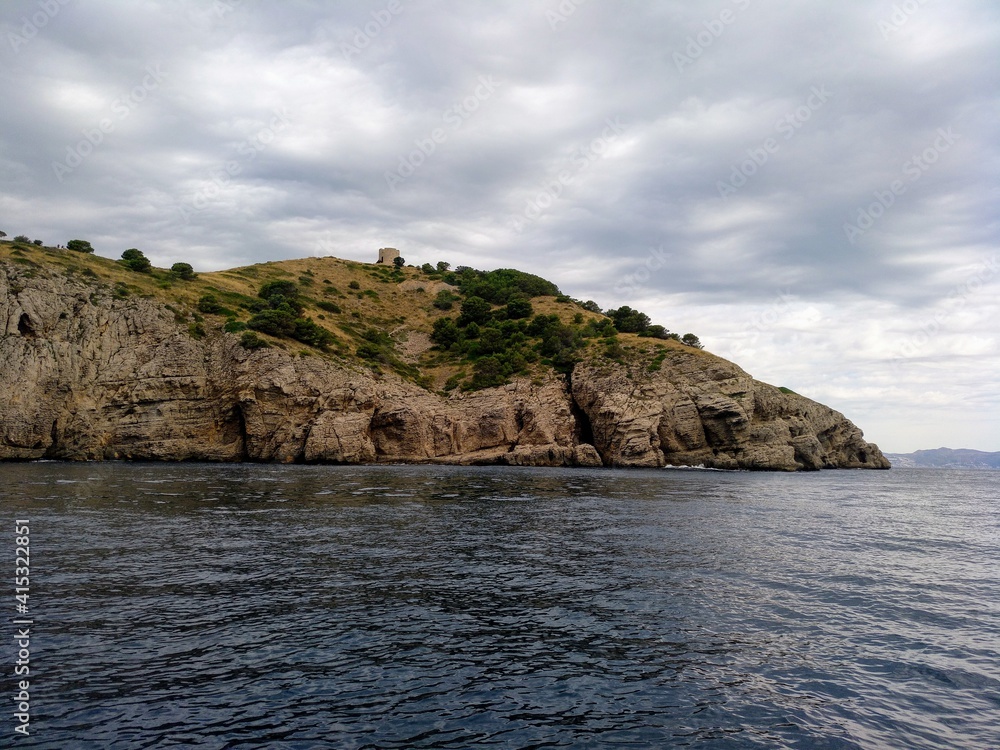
[376,247,399,264]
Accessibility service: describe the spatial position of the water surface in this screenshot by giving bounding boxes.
[2,464,997,748]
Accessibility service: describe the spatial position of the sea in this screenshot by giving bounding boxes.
[1,463,997,749]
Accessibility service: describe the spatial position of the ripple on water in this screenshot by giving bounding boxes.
[5,464,999,749]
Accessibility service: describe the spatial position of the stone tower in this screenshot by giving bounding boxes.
[376,247,399,265]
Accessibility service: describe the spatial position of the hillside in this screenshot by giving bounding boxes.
[0,239,889,470]
[884,448,1000,470]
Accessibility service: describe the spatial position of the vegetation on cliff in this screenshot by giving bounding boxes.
[0,237,706,394]
[0,237,889,469]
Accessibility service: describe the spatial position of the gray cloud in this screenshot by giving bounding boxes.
[1,0,997,451]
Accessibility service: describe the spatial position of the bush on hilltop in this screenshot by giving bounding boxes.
[67,239,94,253]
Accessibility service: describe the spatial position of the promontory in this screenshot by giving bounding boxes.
[0,241,889,470]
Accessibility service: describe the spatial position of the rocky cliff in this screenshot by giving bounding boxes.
[0,254,888,470]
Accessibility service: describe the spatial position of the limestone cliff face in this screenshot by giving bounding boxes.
[570,355,887,470]
[0,263,888,470]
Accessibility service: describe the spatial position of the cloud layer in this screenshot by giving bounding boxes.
[2,0,998,452]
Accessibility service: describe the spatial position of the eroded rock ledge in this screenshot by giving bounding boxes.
[0,264,888,470]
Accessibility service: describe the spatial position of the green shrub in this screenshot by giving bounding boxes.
[316,300,341,313]
[604,339,625,360]
[639,324,669,339]
[433,289,457,310]
[259,280,298,298]
[457,296,492,326]
[356,342,386,362]
[681,333,703,349]
[293,318,336,349]
[505,297,533,320]
[469,356,507,389]
[120,248,152,273]
[247,308,296,337]
[431,317,460,348]
[247,280,336,349]
[456,267,559,304]
[67,239,94,253]
[170,262,196,280]
[197,294,224,314]
[239,331,270,349]
[361,328,393,346]
[476,327,506,355]
[607,306,651,333]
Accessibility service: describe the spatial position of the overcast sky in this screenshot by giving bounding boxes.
[2,0,997,453]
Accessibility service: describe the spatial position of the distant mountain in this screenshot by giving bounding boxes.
[886,448,1000,469]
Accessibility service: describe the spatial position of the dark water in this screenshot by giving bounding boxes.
[1,464,998,749]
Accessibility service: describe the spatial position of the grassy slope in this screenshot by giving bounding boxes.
[0,240,715,393]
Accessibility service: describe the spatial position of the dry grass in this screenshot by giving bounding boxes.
[1,241,713,389]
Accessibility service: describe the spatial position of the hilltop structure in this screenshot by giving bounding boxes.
[376,247,399,265]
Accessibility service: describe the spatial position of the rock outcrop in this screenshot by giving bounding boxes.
[0,261,888,470]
